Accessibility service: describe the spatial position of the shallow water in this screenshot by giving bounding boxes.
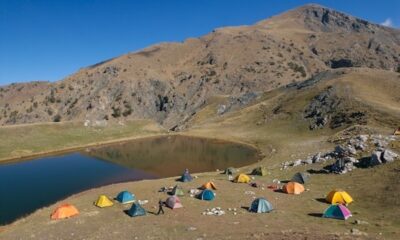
[0,135,259,225]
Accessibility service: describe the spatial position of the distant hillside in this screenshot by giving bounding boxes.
[1,4,399,129]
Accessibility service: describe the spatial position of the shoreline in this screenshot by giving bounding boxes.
[0,131,262,164]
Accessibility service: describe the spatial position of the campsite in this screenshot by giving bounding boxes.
[1,1,400,239]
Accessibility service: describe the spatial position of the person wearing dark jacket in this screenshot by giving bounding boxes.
[157,199,165,215]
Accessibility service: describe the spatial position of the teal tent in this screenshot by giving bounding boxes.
[127,203,146,217]
[199,189,215,201]
[323,204,352,220]
[116,191,135,204]
[180,169,193,182]
[250,198,273,213]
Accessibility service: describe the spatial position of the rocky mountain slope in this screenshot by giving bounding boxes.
[1,4,399,129]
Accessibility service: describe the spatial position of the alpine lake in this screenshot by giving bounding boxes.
[0,135,260,225]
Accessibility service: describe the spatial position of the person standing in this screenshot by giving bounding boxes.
[157,199,165,215]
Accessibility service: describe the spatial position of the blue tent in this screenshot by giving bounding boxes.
[180,171,193,182]
[127,203,146,217]
[116,191,135,204]
[199,189,215,201]
[250,198,273,213]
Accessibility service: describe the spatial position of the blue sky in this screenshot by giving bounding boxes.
[0,0,399,85]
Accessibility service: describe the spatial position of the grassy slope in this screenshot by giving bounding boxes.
[0,120,165,162]
[1,69,400,239]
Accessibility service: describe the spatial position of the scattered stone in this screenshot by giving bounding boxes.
[187,227,197,231]
[354,219,369,225]
[302,158,313,164]
[203,207,225,216]
[244,191,255,195]
[351,228,368,236]
[137,200,148,205]
[292,159,302,167]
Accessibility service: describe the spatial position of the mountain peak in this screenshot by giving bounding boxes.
[258,3,389,34]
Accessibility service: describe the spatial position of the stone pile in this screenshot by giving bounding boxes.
[202,207,226,216]
[281,134,399,174]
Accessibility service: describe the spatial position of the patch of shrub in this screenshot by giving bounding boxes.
[288,62,306,77]
[53,114,61,122]
[111,106,121,118]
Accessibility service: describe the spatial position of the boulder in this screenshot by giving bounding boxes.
[302,158,313,164]
[381,150,398,163]
[357,135,368,142]
[312,152,321,163]
[217,105,227,115]
[292,160,302,167]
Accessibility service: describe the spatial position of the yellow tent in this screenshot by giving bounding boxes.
[326,190,354,205]
[200,181,217,190]
[234,174,251,183]
[94,195,114,208]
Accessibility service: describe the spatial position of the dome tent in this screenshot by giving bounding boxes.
[233,173,251,183]
[199,189,215,201]
[94,195,114,208]
[127,203,146,217]
[51,204,79,220]
[251,166,268,176]
[283,182,305,195]
[200,181,217,190]
[291,172,310,184]
[250,198,273,213]
[180,169,193,182]
[326,190,353,205]
[171,185,185,196]
[116,191,135,204]
[323,204,352,220]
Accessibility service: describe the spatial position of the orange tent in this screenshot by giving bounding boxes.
[283,182,305,195]
[51,204,79,220]
[200,181,217,190]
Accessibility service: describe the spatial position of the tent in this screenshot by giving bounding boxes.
[326,190,353,205]
[171,185,185,196]
[223,167,236,175]
[166,196,183,209]
[127,203,146,217]
[291,172,310,184]
[200,181,217,190]
[234,173,251,183]
[180,169,193,182]
[199,189,215,201]
[283,182,305,194]
[51,204,79,220]
[323,204,352,220]
[94,195,114,208]
[116,191,135,204]
[251,166,268,176]
[394,127,400,135]
[250,198,273,213]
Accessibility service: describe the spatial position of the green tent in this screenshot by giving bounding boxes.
[171,185,184,196]
[223,167,236,175]
[291,172,310,184]
[251,166,267,176]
